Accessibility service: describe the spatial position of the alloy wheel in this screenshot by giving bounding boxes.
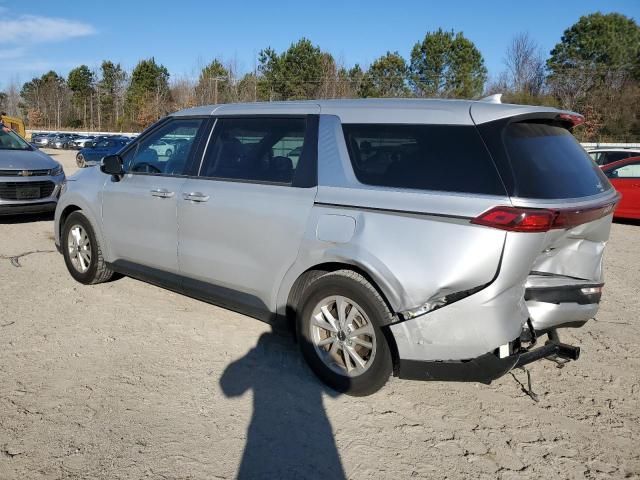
[67,225,91,273]
[309,295,377,377]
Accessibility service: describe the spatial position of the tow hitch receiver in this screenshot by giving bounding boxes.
[515,341,580,368]
[512,330,580,401]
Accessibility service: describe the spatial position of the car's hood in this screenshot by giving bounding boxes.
[0,149,59,170]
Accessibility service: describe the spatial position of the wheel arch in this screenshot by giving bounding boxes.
[59,204,82,232]
[283,262,401,374]
[55,195,111,262]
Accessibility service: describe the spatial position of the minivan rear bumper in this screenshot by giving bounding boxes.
[398,335,580,384]
[526,282,603,332]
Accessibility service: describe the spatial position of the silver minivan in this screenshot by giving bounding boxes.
[54,99,618,395]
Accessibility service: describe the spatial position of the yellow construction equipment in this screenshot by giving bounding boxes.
[0,114,26,138]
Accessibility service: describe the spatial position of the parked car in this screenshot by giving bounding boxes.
[51,134,78,149]
[148,139,174,157]
[30,132,46,142]
[75,138,129,168]
[55,99,618,395]
[0,127,65,215]
[588,148,640,166]
[72,136,96,150]
[82,135,119,149]
[33,133,58,148]
[601,156,640,219]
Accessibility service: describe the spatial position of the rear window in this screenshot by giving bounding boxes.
[503,122,611,199]
[342,124,505,195]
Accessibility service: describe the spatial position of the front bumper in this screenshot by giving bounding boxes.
[398,334,580,384]
[0,201,57,215]
[0,174,65,215]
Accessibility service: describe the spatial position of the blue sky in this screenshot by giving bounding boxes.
[1,0,638,88]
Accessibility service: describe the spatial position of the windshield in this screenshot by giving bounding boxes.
[0,128,31,151]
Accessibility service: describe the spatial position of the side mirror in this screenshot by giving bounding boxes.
[101,154,124,177]
[30,143,39,149]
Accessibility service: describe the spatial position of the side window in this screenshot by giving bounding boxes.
[342,123,505,195]
[589,152,602,164]
[607,162,640,178]
[603,152,629,165]
[122,119,204,175]
[200,117,306,184]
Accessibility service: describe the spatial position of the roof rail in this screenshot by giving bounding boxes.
[479,94,502,104]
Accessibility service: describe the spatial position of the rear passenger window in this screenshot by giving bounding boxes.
[342,124,505,195]
[200,117,306,184]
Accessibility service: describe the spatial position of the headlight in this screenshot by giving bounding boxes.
[49,164,64,176]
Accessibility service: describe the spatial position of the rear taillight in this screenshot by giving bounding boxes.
[472,200,618,233]
[471,207,554,232]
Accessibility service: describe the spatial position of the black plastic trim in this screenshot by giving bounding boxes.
[292,114,318,188]
[525,283,603,305]
[399,352,518,384]
[106,260,279,325]
[399,340,580,384]
[0,201,56,215]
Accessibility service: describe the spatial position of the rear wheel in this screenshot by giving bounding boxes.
[76,154,85,168]
[62,211,114,285]
[297,270,393,396]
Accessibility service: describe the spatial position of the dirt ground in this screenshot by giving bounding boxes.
[1,149,639,479]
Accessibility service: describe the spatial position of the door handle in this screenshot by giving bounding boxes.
[150,188,175,198]
[182,192,210,202]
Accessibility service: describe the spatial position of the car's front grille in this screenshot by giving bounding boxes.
[0,169,50,177]
[0,181,55,200]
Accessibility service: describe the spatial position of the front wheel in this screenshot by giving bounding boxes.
[297,270,394,396]
[62,211,114,285]
[76,154,86,168]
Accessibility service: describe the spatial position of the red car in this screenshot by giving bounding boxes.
[601,156,640,219]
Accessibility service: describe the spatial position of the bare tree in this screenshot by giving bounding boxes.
[2,78,22,117]
[504,32,546,96]
[170,76,196,110]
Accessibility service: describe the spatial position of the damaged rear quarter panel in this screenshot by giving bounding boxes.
[284,203,507,317]
[530,214,613,282]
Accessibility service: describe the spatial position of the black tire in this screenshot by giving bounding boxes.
[165,149,172,157]
[76,154,85,168]
[62,211,114,285]
[297,269,393,396]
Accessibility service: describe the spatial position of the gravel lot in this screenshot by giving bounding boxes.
[1,149,639,479]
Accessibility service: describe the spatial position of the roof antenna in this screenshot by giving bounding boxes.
[479,93,502,104]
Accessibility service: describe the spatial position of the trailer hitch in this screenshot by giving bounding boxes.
[515,339,580,368]
[513,329,581,401]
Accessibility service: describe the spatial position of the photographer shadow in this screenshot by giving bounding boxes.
[220,328,346,479]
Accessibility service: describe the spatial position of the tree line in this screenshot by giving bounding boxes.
[1,12,638,141]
